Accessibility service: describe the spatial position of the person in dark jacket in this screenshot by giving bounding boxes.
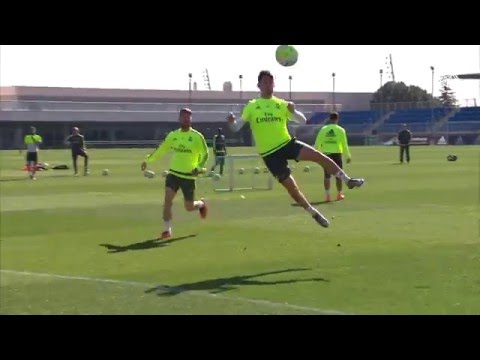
[397,124,412,164]
[210,128,227,175]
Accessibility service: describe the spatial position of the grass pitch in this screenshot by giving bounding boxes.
[1,145,479,314]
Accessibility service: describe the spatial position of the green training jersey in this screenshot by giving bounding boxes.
[145,128,209,180]
[24,134,42,153]
[314,123,351,158]
[241,96,293,156]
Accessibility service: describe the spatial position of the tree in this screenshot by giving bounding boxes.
[438,85,458,107]
[371,81,433,104]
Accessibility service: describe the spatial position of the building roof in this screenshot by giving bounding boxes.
[0,85,372,103]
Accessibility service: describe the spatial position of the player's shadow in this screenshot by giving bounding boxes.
[47,174,75,177]
[0,174,72,182]
[291,201,330,206]
[0,177,30,182]
[145,268,329,296]
[99,234,196,254]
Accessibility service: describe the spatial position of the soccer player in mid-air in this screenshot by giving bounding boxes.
[24,126,43,180]
[314,111,352,202]
[227,70,365,228]
[141,108,209,239]
[65,127,89,176]
[210,128,227,175]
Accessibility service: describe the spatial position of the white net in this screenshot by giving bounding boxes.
[211,154,274,192]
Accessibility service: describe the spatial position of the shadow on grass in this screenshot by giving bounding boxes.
[145,268,329,296]
[291,200,331,207]
[0,173,74,182]
[99,234,197,253]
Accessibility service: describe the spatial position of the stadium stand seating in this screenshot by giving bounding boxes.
[436,107,480,133]
[447,106,480,122]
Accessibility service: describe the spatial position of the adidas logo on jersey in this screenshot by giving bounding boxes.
[326,129,336,137]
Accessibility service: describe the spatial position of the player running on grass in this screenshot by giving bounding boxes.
[141,108,209,239]
[227,70,365,228]
[314,111,352,202]
[65,127,89,176]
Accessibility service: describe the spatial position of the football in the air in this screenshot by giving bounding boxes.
[275,45,298,67]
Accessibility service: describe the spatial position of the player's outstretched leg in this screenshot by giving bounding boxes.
[182,179,207,219]
[280,175,330,228]
[161,187,176,239]
[199,198,208,218]
[324,171,332,202]
[72,155,78,176]
[336,177,344,201]
[297,144,365,190]
[184,199,208,219]
[83,153,89,176]
[219,157,225,176]
[27,161,34,179]
[30,161,38,180]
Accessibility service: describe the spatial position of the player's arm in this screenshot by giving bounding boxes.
[34,135,43,144]
[228,102,252,132]
[197,134,209,170]
[141,134,172,170]
[287,102,307,124]
[212,135,217,153]
[64,135,72,146]
[228,113,247,132]
[229,117,246,132]
[406,130,412,143]
[314,127,325,151]
[80,135,87,150]
[339,128,352,162]
[222,136,227,154]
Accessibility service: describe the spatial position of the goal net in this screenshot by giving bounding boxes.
[211,154,274,192]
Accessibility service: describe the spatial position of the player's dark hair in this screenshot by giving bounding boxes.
[180,108,192,114]
[329,112,339,121]
[258,70,274,83]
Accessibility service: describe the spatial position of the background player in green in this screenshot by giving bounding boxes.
[227,70,365,228]
[65,127,89,176]
[24,126,42,180]
[315,111,352,202]
[141,108,209,239]
[210,128,227,175]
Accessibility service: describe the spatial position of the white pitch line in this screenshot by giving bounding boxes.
[0,269,350,315]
